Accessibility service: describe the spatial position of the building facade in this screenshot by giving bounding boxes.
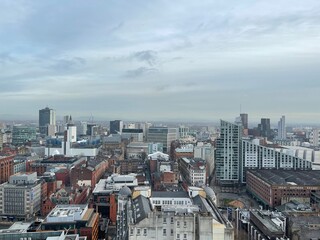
[147,127,178,153]
[179,158,206,187]
[277,116,286,140]
[215,120,242,187]
[110,120,123,134]
[0,172,41,219]
[12,125,36,146]
[0,155,14,184]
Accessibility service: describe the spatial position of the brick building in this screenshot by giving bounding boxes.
[247,169,320,208]
[0,155,14,183]
[70,160,108,188]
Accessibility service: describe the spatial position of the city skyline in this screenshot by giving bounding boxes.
[1,1,320,123]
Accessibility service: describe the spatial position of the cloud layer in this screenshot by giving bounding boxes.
[1,0,320,123]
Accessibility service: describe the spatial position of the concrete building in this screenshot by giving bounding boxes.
[128,188,234,240]
[110,120,123,134]
[0,155,14,184]
[122,128,144,142]
[246,169,320,208]
[277,116,286,140]
[178,125,190,138]
[39,107,56,135]
[215,120,242,187]
[0,172,41,220]
[236,209,289,240]
[12,125,36,146]
[173,144,194,160]
[41,204,99,240]
[179,158,206,187]
[147,127,178,153]
[240,113,248,129]
[259,118,272,140]
[309,128,320,146]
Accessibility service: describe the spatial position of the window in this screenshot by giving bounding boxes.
[177,233,180,239]
[163,229,167,236]
[171,229,173,236]
[137,228,140,235]
[184,221,187,228]
[184,233,187,239]
[143,228,147,236]
[171,217,174,224]
[177,221,180,228]
[130,228,134,235]
[163,217,167,224]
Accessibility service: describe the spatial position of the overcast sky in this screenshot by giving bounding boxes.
[1,0,320,124]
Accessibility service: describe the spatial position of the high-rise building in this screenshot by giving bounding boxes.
[215,120,242,187]
[240,113,248,129]
[310,128,320,146]
[39,107,56,135]
[110,120,123,134]
[277,115,286,140]
[259,118,271,139]
[147,127,178,153]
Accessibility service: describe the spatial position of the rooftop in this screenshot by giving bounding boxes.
[151,191,189,198]
[248,169,320,186]
[45,204,88,223]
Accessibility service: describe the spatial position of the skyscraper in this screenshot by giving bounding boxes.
[39,107,56,135]
[259,118,271,139]
[110,120,123,134]
[215,120,242,187]
[277,115,286,140]
[240,113,248,129]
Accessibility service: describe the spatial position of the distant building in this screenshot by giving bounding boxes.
[309,128,320,146]
[110,120,123,134]
[122,128,144,142]
[0,172,41,220]
[240,113,248,129]
[39,107,56,135]
[147,127,178,153]
[259,118,272,140]
[277,115,286,140]
[12,125,36,146]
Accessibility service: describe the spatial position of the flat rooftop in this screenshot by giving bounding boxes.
[248,169,320,186]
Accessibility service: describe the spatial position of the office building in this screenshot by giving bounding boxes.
[147,127,178,153]
[39,107,56,135]
[0,172,41,220]
[277,115,286,140]
[259,118,271,139]
[240,113,248,129]
[309,128,320,146]
[12,125,36,146]
[215,120,242,187]
[110,120,123,134]
[122,128,144,142]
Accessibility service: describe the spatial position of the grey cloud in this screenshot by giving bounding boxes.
[48,57,86,72]
[125,67,158,78]
[0,52,15,65]
[131,50,158,66]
